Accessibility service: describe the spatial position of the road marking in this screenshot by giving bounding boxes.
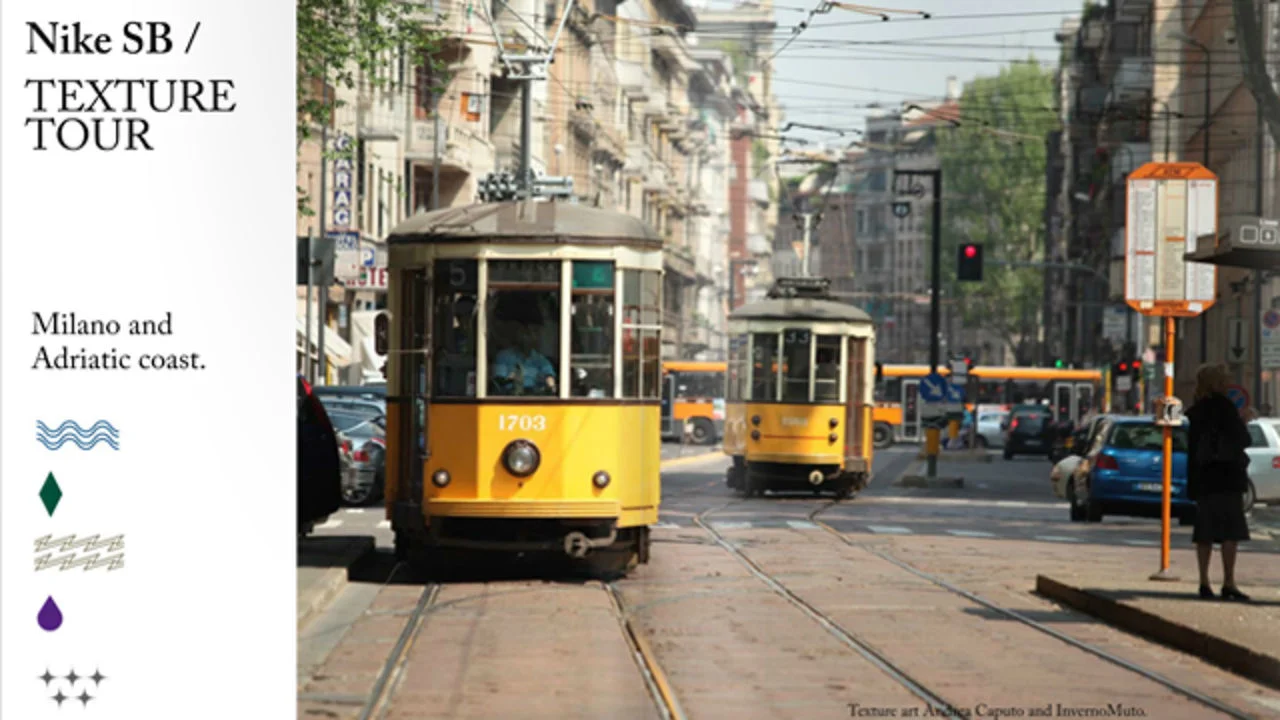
[343,508,370,514]
[376,520,391,529]
[315,519,343,530]
[653,522,681,530]
[1123,539,1159,546]
[947,530,996,538]
[1034,535,1080,543]
[786,521,819,530]
[867,525,913,535]
[710,521,752,530]
[858,497,1069,510]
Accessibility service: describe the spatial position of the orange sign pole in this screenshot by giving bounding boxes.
[1158,316,1175,575]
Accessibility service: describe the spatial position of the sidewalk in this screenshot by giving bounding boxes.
[1037,556,1280,691]
[297,535,374,632]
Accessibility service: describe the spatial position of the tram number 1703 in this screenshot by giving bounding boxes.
[498,414,547,432]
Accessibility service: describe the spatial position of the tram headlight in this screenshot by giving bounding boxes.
[431,469,451,488]
[592,470,611,489]
[502,440,541,477]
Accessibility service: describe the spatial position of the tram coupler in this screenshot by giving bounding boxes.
[562,527,618,558]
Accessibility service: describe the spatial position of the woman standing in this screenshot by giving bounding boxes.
[1185,364,1252,601]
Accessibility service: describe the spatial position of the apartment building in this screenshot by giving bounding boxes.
[296,0,781,377]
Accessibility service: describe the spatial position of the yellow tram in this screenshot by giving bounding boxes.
[381,201,664,574]
[722,277,877,498]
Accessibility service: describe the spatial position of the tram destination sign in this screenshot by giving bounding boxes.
[1124,162,1217,318]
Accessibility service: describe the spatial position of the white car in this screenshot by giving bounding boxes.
[1244,418,1280,509]
[1051,455,1084,499]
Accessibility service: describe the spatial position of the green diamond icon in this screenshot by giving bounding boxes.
[39,473,62,517]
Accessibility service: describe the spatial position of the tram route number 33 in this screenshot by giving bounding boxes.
[498,414,547,431]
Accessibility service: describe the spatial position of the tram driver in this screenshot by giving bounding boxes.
[490,320,557,395]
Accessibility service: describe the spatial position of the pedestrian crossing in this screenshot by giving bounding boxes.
[648,518,1275,551]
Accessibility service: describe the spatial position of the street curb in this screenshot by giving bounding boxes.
[298,567,350,633]
[297,536,376,632]
[660,449,724,469]
[1035,575,1280,692]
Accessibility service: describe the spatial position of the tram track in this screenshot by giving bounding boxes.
[606,582,688,720]
[805,500,1258,720]
[694,500,967,716]
[355,562,441,720]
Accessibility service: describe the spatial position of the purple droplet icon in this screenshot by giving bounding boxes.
[38,596,62,631]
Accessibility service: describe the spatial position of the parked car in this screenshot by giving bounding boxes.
[1050,414,1109,499]
[313,383,386,403]
[1066,415,1193,524]
[297,375,342,535]
[1243,418,1280,511]
[322,399,387,505]
[1001,404,1056,459]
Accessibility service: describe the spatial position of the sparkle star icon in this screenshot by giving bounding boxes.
[51,689,67,707]
[39,669,55,686]
[90,668,107,686]
[64,668,79,685]
[77,690,93,707]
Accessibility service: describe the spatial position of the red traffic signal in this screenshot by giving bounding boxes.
[1118,362,1129,372]
[963,245,977,259]
[1132,360,1142,370]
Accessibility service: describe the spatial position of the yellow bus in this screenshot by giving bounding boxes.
[661,360,726,445]
[871,364,1102,447]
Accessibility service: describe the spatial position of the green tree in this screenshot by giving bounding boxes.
[297,0,446,214]
[936,60,1057,363]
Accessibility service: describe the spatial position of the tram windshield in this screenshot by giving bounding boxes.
[739,330,847,404]
[487,260,560,397]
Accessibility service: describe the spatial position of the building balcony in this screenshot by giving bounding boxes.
[570,106,597,142]
[1075,85,1108,119]
[405,118,493,174]
[647,87,671,118]
[355,91,407,141]
[1106,57,1153,107]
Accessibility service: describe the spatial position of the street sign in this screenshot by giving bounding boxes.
[919,372,948,403]
[361,247,377,267]
[1226,384,1250,411]
[949,359,968,378]
[1124,163,1217,318]
[1226,318,1248,364]
[331,231,361,277]
[1263,310,1280,369]
[346,265,389,292]
[1116,375,1133,392]
[945,383,965,403]
[892,202,911,218]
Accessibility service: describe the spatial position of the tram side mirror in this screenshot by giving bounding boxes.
[374,312,389,356]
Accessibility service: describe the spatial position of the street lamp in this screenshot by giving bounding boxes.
[1151,99,1182,161]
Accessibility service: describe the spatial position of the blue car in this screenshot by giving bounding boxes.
[1069,415,1194,524]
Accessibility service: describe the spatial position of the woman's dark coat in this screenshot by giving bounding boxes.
[1185,392,1251,499]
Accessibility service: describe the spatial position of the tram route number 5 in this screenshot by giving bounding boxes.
[499,414,547,431]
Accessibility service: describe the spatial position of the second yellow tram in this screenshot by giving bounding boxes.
[722,277,877,498]
[382,201,664,574]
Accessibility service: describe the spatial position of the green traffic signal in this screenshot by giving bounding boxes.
[1054,359,1064,369]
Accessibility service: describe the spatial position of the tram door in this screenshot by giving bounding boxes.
[1074,383,1095,422]
[394,268,430,503]
[846,337,869,460]
[901,379,922,441]
[1053,383,1095,425]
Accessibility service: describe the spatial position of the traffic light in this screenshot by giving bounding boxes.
[1131,359,1142,381]
[1053,358,1064,369]
[957,243,984,282]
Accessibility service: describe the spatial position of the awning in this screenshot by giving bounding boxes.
[296,312,353,367]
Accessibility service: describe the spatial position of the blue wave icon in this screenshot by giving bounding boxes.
[36,420,120,451]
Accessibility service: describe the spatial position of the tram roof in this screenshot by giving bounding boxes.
[386,200,663,247]
[729,296,872,323]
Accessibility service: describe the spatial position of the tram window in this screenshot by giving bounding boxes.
[431,260,478,397]
[675,372,723,399]
[487,260,561,397]
[781,329,812,402]
[621,269,661,399]
[570,261,615,398]
[974,379,1004,404]
[814,336,842,402]
[750,333,779,401]
[727,334,747,401]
